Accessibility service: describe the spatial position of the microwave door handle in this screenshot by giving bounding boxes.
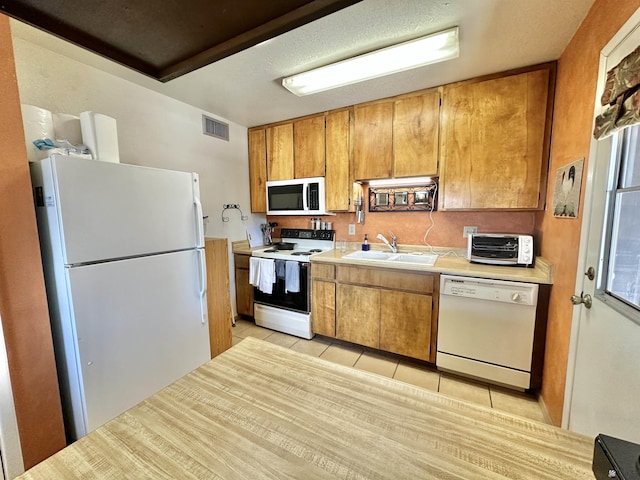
[303,183,309,211]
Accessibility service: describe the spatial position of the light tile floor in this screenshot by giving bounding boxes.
[232,319,549,424]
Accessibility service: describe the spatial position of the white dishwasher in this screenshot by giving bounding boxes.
[436,275,539,390]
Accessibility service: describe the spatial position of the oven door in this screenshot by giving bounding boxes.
[253,261,309,313]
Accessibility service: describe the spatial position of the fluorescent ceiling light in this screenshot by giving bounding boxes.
[282,27,459,96]
[368,177,434,187]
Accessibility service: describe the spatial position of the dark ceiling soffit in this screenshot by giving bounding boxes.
[1,0,362,83]
[162,0,363,82]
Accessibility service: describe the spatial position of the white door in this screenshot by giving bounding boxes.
[564,9,640,442]
[66,249,209,439]
[41,154,203,264]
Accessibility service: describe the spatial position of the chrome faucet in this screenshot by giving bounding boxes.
[376,231,398,253]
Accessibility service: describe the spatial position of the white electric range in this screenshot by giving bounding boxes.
[251,228,334,339]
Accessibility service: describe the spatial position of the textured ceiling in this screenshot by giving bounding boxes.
[9,0,596,128]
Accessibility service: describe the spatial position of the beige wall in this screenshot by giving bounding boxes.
[0,15,66,469]
[11,27,265,320]
[536,0,640,425]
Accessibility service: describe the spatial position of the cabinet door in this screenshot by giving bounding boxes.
[440,67,551,209]
[234,255,253,317]
[336,284,379,348]
[311,279,336,337]
[393,91,440,177]
[294,115,325,179]
[353,102,393,180]
[248,129,267,213]
[266,123,294,180]
[205,238,233,358]
[325,109,351,211]
[379,290,432,361]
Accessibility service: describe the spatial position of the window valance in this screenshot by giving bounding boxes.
[594,44,640,139]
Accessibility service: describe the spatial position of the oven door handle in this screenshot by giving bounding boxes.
[303,183,309,211]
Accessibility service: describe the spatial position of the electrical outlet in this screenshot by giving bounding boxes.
[223,203,239,209]
[463,226,478,238]
[348,224,356,235]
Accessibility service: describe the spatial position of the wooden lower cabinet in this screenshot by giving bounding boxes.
[336,284,380,348]
[311,280,336,337]
[315,263,439,362]
[234,253,253,318]
[379,290,432,361]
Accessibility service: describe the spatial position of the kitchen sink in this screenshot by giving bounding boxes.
[342,250,396,261]
[388,253,438,266]
[342,250,437,266]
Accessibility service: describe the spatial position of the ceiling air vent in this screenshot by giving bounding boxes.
[202,115,229,141]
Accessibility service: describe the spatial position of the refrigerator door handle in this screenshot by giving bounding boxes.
[194,197,204,248]
[197,248,207,324]
[192,173,204,248]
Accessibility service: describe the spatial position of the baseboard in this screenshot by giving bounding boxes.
[537,393,555,426]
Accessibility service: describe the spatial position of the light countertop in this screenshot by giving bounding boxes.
[233,240,554,284]
[17,338,592,479]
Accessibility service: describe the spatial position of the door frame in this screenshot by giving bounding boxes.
[562,6,640,428]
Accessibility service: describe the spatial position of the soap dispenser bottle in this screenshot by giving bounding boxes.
[362,234,370,251]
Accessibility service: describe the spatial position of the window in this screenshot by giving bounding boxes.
[602,124,640,310]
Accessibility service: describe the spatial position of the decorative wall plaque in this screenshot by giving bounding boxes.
[552,158,584,218]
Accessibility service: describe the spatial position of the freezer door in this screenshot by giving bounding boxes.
[36,155,203,265]
[64,249,209,439]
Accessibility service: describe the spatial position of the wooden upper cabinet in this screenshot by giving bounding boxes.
[266,123,294,180]
[294,115,325,178]
[393,90,440,177]
[325,109,351,211]
[248,129,267,213]
[353,102,393,180]
[440,65,553,210]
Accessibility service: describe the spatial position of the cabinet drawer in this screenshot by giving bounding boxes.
[311,263,335,280]
[336,265,434,294]
[234,254,250,269]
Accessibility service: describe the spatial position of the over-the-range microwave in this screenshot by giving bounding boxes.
[266,177,329,215]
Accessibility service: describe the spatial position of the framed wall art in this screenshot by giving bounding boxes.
[552,158,584,218]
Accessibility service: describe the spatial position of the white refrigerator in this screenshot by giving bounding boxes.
[30,154,210,441]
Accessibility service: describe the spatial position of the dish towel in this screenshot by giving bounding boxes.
[275,260,286,280]
[285,261,300,293]
[249,258,276,294]
[249,257,261,287]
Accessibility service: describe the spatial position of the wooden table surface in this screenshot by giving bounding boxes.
[18,337,594,479]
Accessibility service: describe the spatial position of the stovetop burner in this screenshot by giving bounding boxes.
[253,228,335,261]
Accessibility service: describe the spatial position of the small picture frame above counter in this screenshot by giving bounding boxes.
[368,180,438,212]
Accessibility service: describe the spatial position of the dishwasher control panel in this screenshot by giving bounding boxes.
[441,276,538,306]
